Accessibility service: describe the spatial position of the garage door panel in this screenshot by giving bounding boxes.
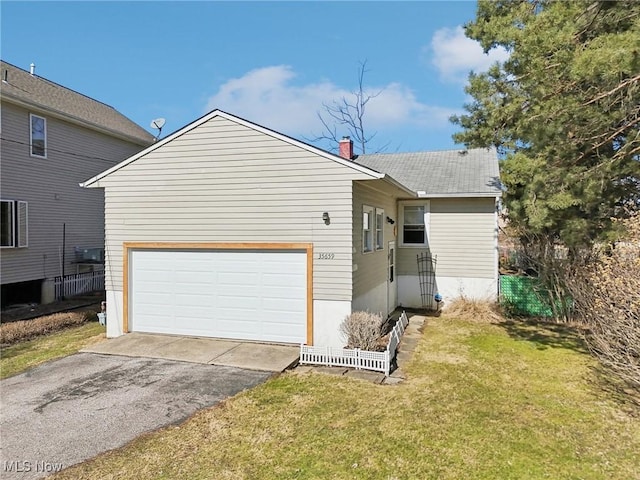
[135,271,176,284]
[175,260,215,272]
[263,297,305,312]
[175,303,214,317]
[174,270,214,284]
[217,295,261,308]
[216,320,260,337]
[262,285,305,298]
[262,273,305,287]
[174,291,215,303]
[218,272,260,286]
[135,292,173,306]
[173,282,216,296]
[137,314,172,329]
[130,249,307,343]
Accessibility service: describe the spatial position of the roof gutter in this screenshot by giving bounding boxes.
[417,192,503,198]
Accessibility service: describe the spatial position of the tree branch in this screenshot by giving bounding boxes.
[583,73,640,107]
[312,60,387,154]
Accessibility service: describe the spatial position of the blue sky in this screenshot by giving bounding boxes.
[1,1,506,153]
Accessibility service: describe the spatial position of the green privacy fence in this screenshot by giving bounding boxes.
[499,275,554,317]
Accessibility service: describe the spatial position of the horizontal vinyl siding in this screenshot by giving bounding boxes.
[397,197,497,279]
[0,101,148,286]
[352,181,398,301]
[99,116,373,301]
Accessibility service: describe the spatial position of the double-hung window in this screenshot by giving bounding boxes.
[362,205,374,253]
[375,208,384,251]
[30,114,47,158]
[400,200,430,247]
[363,205,385,253]
[0,200,28,248]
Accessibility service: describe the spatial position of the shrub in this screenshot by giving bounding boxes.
[0,310,92,345]
[570,212,640,389]
[445,295,502,323]
[340,311,384,351]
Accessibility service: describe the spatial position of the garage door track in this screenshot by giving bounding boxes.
[0,353,272,479]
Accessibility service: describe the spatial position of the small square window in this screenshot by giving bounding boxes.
[30,114,47,158]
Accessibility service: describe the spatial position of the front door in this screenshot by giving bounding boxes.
[387,241,397,314]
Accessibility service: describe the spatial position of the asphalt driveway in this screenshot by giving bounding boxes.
[0,353,272,479]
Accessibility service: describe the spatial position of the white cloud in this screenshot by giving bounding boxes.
[205,65,458,139]
[430,26,509,82]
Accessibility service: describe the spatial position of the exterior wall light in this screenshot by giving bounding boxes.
[322,212,330,225]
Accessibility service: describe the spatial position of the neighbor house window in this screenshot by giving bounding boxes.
[363,205,374,253]
[1,200,28,248]
[400,200,430,247]
[375,208,384,251]
[30,114,47,157]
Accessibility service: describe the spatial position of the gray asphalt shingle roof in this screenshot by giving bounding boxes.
[0,60,154,145]
[355,148,502,197]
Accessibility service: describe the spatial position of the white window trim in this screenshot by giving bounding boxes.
[0,199,28,248]
[375,207,384,251]
[30,113,47,158]
[399,200,431,247]
[1,199,15,248]
[17,201,28,247]
[362,204,374,254]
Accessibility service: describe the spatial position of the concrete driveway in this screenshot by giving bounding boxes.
[0,353,272,479]
[82,332,300,371]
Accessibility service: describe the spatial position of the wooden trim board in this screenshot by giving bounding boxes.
[122,242,314,345]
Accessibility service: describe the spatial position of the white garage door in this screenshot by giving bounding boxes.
[130,249,307,344]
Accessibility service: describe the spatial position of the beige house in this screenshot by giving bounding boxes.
[82,110,500,347]
[0,60,154,307]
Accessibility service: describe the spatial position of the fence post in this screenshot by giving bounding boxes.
[384,350,390,376]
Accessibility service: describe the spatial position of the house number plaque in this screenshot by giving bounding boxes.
[318,253,335,259]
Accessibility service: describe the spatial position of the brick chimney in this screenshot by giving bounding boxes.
[338,136,354,160]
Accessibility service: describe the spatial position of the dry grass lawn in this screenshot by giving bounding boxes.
[0,322,105,379]
[52,313,640,480]
[1,307,99,345]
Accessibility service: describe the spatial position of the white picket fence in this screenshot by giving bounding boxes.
[300,311,409,376]
[54,270,105,299]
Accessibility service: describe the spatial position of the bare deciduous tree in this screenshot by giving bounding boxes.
[308,60,388,155]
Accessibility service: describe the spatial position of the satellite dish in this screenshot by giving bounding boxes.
[150,118,166,130]
[150,118,166,140]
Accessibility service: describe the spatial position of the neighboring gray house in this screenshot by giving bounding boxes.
[0,60,154,307]
[82,110,501,348]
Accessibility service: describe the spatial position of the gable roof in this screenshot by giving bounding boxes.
[80,109,415,196]
[355,148,502,198]
[0,60,154,146]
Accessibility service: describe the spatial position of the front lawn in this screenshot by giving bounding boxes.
[52,315,640,480]
[0,322,105,379]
